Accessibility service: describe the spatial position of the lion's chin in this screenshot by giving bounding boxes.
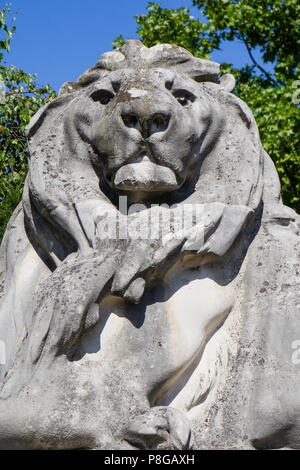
[113,158,179,192]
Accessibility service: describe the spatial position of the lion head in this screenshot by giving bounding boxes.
[63,56,224,199]
[23,39,286,265]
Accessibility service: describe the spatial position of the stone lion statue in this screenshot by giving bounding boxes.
[0,40,299,450]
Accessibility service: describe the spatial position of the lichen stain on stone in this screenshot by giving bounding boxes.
[116,89,137,104]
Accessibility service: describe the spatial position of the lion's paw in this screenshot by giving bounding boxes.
[124,406,192,450]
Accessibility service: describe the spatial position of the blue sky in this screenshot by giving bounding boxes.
[4,0,270,92]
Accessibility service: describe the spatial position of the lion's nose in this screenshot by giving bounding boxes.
[121,112,170,138]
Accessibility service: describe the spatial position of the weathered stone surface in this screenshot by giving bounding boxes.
[0,40,299,449]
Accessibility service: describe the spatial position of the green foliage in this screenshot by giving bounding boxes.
[233,73,299,209]
[194,0,300,82]
[0,3,56,241]
[114,2,219,59]
[115,1,300,212]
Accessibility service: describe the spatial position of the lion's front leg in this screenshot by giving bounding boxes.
[1,249,121,399]
[31,251,121,362]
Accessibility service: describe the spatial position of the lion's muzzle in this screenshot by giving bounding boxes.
[114,154,178,191]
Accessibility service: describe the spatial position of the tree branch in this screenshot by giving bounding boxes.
[240,34,276,85]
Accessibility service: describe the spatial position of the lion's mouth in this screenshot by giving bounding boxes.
[113,154,179,192]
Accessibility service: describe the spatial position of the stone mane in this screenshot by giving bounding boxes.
[59,40,220,94]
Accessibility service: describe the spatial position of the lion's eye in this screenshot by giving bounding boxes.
[177,96,189,106]
[90,89,114,105]
[173,90,196,107]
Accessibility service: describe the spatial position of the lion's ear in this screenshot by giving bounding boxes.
[58,81,78,96]
[219,73,236,92]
